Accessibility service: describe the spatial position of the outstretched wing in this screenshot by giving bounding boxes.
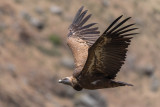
[67,6,100,77]
[81,15,138,79]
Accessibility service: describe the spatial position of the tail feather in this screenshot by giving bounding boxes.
[110,81,133,87]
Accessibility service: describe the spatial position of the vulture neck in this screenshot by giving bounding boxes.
[71,76,83,91]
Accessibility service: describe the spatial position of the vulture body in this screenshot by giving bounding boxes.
[59,6,138,91]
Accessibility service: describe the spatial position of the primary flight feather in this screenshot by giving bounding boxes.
[59,6,138,91]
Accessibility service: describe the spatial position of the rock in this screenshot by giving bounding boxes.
[102,0,110,7]
[0,10,2,15]
[88,91,107,107]
[141,65,155,77]
[126,54,136,70]
[60,57,74,69]
[6,63,17,77]
[19,27,32,43]
[150,76,160,92]
[0,23,7,31]
[135,64,155,77]
[14,0,24,3]
[50,6,62,15]
[20,11,31,21]
[35,7,44,15]
[55,86,75,98]
[74,91,107,107]
[30,18,45,30]
[7,63,16,72]
[20,11,45,30]
[75,94,96,107]
[0,37,4,46]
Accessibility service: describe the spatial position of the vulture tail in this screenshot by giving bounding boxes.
[110,81,133,87]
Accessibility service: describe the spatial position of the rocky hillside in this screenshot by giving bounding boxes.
[0,0,160,107]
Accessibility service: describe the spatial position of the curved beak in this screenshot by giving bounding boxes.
[58,78,72,86]
[58,79,62,83]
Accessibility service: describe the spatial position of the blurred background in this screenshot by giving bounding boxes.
[0,0,160,107]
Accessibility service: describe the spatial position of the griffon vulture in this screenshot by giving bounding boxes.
[59,6,138,91]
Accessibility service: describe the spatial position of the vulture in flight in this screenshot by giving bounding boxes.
[59,6,138,91]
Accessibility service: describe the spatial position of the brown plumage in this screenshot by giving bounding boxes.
[59,6,138,91]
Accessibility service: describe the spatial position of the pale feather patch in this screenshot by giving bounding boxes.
[67,36,89,76]
[91,80,101,85]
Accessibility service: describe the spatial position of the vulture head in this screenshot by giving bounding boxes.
[58,77,72,86]
[59,76,83,91]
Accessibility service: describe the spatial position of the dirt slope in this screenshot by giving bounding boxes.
[0,0,160,107]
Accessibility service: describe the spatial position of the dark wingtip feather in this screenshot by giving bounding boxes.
[104,15,123,33]
[79,23,97,30]
[120,33,139,37]
[117,28,138,35]
[75,10,88,24]
[113,23,136,34]
[108,17,132,34]
[81,6,84,9]
[116,81,134,86]
[72,6,84,24]
[125,83,134,86]
[79,14,92,27]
